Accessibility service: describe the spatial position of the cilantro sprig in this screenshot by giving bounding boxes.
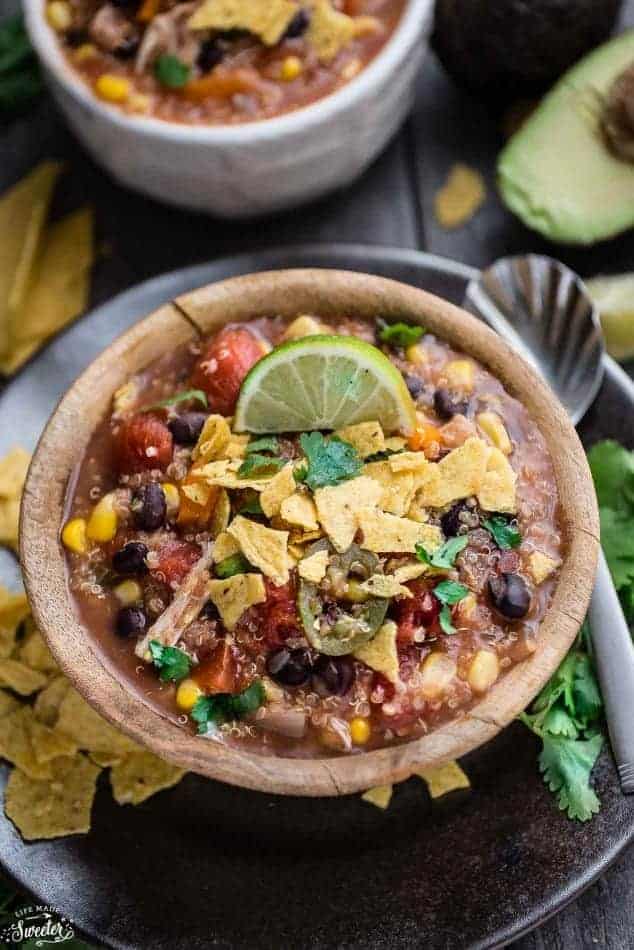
[145,388,208,412]
[191,680,265,734]
[238,435,284,478]
[416,535,468,570]
[154,54,190,88]
[149,641,191,683]
[433,579,469,634]
[296,432,362,490]
[378,321,425,349]
[483,514,521,550]
[215,552,252,579]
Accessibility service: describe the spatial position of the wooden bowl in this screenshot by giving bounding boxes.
[20,270,599,796]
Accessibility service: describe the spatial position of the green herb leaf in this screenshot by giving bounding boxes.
[379,321,425,348]
[230,679,265,716]
[238,496,264,516]
[0,16,42,117]
[433,579,469,605]
[572,652,602,725]
[146,388,208,411]
[542,705,579,739]
[215,552,252,579]
[439,604,456,635]
[416,535,468,569]
[246,436,279,455]
[238,453,285,478]
[149,641,191,683]
[587,440,634,515]
[191,680,265,734]
[483,515,521,550]
[298,432,362,490]
[539,732,603,822]
[154,54,190,88]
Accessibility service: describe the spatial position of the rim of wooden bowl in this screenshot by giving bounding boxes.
[20,270,599,796]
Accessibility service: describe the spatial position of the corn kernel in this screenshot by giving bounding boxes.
[128,92,151,114]
[46,1,72,31]
[420,653,456,699]
[61,518,87,554]
[468,650,499,693]
[406,343,427,365]
[95,74,131,104]
[282,315,324,341]
[86,493,118,542]
[113,579,143,606]
[350,717,371,745]
[162,482,180,513]
[280,56,302,82]
[477,411,512,455]
[73,43,98,63]
[444,359,474,392]
[176,678,203,712]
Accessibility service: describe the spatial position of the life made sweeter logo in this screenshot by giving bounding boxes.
[0,904,76,946]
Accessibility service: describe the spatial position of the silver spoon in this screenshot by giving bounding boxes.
[465,253,634,794]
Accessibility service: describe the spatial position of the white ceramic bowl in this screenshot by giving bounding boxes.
[25,0,433,217]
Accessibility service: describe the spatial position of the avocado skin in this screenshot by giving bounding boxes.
[432,0,622,103]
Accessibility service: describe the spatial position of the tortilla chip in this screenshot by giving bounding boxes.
[189,0,297,45]
[335,421,385,459]
[110,749,185,805]
[212,530,241,563]
[363,461,417,517]
[357,509,442,554]
[477,447,517,513]
[221,432,250,460]
[416,437,489,509]
[0,706,52,779]
[0,586,29,658]
[280,491,319,531]
[406,495,429,523]
[210,487,231,537]
[18,628,58,674]
[361,784,393,809]
[0,689,20,718]
[228,514,290,585]
[528,551,559,585]
[197,459,273,491]
[260,463,296,518]
[0,658,47,696]
[298,548,329,583]
[314,476,382,552]
[193,414,231,463]
[0,497,20,550]
[417,760,471,798]
[0,446,30,498]
[389,451,428,473]
[353,620,400,684]
[360,575,412,599]
[207,573,266,630]
[30,718,79,764]
[5,754,101,841]
[391,562,428,584]
[56,688,140,756]
[181,481,213,508]
[33,674,70,727]
[89,750,124,767]
[307,0,356,62]
[385,437,407,452]
[434,163,486,230]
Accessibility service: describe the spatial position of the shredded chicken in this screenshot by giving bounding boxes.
[89,3,140,54]
[135,2,200,73]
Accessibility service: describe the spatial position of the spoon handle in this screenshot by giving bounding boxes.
[588,550,634,794]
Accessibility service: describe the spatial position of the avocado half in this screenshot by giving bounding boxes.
[498,31,634,245]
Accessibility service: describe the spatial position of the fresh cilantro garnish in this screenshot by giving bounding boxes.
[215,553,252,579]
[246,436,279,455]
[378,321,425,349]
[154,54,190,88]
[238,454,285,478]
[438,605,456,634]
[483,514,521,550]
[298,432,362,490]
[191,680,265,734]
[0,15,43,117]
[539,732,603,822]
[238,496,264,516]
[433,580,469,635]
[364,448,404,463]
[149,641,191,683]
[416,536,468,569]
[145,389,208,412]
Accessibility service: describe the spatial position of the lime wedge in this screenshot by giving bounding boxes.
[233,335,417,434]
[586,274,634,361]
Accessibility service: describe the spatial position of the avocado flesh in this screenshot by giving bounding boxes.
[498,30,634,245]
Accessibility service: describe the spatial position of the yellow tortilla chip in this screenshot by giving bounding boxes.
[0,446,30,497]
[56,688,140,756]
[0,497,20,550]
[417,760,471,798]
[280,491,319,531]
[335,421,385,459]
[354,620,400,684]
[0,658,47,695]
[189,0,297,44]
[360,575,412,599]
[477,447,517,513]
[89,750,124,767]
[18,628,58,674]
[196,459,273,491]
[33,674,70,727]
[260,463,296,518]
[30,718,79,764]
[210,487,231,537]
[298,548,329,583]
[192,414,231,463]
[416,437,489,509]
[389,451,428,473]
[361,784,393,810]
[0,689,20,718]
[0,586,29,658]
[5,753,101,841]
[357,509,442,554]
[228,514,290,585]
[212,530,241,563]
[314,476,382,552]
[434,163,486,230]
[307,0,356,62]
[363,461,417,517]
[528,550,559,585]
[181,481,213,508]
[207,573,266,630]
[110,749,185,805]
[391,561,428,584]
[221,432,250,460]
[385,437,407,452]
[0,706,52,779]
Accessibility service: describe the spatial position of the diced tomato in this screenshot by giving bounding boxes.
[394,580,440,644]
[192,641,238,694]
[151,539,201,586]
[190,327,263,416]
[115,414,173,474]
[259,577,301,647]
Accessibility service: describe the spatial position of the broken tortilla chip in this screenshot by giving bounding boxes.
[391,561,428,584]
[335,421,385,459]
[0,496,20,550]
[33,674,70,727]
[0,586,29,658]
[434,164,486,230]
[0,446,30,498]
[18,628,58,674]
[207,573,266,630]
[280,491,319,532]
[0,706,52,779]
[196,459,274,491]
[307,0,356,62]
[0,689,20,718]
[415,437,489,509]
[221,432,250,460]
[228,514,290,585]
[298,548,329,583]
[212,530,241,563]
[0,658,47,696]
[363,460,417,517]
[417,760,471,798]
[357,509,442,554]
[189,0,297,45]
[360,574,412,599]
[259,463,296,518]
[110,749,185,805]
[5,754,101,841]
[314,476,382,552]
[210,487,231,537]
[354,620,400,684]
[477,447,517,513]
[528,550,559,585]
[56,687,140,757]
[30,717,79,764]
[361,784,393,809]
[192,414,231,463]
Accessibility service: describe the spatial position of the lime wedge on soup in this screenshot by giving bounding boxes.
[233,335,417,434]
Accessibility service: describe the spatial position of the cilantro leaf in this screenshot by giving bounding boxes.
[238,454,285,478]
[599,507,634,590]
[379,322,425,348]
[433,580,469,605]
[572,653,602,726]
[483,515,521,550]
[154,54,190,88]
[439,604,456,634]
[146,388,208,411]
[246,436,279,455]
[416,535,468,569]
[542,705,578,739]
[587,440,634,515]
[149,641,191,683]
[191,680,265,734]
[238,496,264,516]
[539,733,603,821]
[230,680,266,716]
[298,432,362,490]
[215,553,252,579]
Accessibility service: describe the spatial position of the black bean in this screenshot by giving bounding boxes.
[114,35,140,58]
[168,412,207,445]
[131,483,166,530]
[441,502,468,537]
[284,8,310,37]
[433,387,468,420]
[266,647,312,687]
[115,606,147,638]
[199,600,220,621]
[64,29,88,47]
[113,541,149,576]
[311,655,353,697]
[404,373,424,398]
[197,39,224,73]
[488,572,530,619]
